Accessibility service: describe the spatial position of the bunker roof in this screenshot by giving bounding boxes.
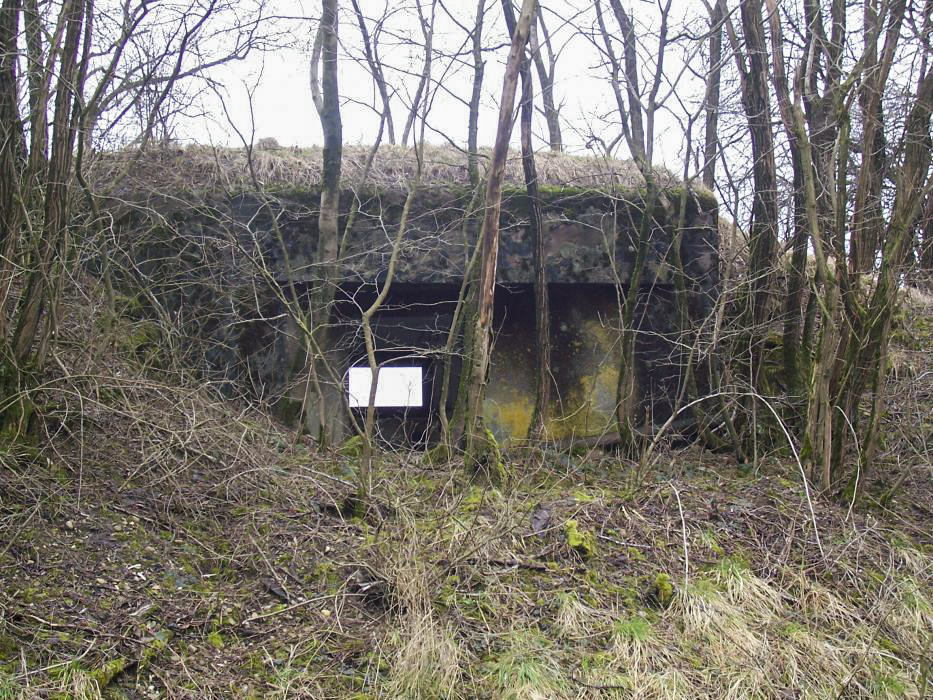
[95,143,711,201]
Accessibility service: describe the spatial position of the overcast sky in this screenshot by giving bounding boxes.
[183,0,711,172]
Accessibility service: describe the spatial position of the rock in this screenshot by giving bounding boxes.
[530,503,552,536]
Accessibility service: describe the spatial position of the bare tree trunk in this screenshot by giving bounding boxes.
[502,0,550,440]
[837,70,933,486]
[603,0,672,457]
[436,0,488,452]
[360,174,420,499]
[22,0,49,187]
[0,0,23,422]
[12,0,85,365]
[401,0,436,147]
[701,0,723,190]
[737,0,778,365]
[529,12,561,152]
[764,0,810,401]
[607,0,646,161]
[467,0,486,188]
[0,0,22,259]
[463,0,536,478]
[849,0,906,275]
[350,0,395,144]
[0,0,23,343]
[304,0,343,446]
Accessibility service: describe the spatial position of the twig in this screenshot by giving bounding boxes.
[13,638,96,680]
[298,464,355,489]
[570,674,628,690]
[594,533,649,549]
[671,482,689,590]
[919,632,931,699]
[242,593,336,623]
[249,532,293,601]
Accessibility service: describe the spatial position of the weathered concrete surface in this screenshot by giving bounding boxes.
[113,183,719,444]
[218,185,718,289]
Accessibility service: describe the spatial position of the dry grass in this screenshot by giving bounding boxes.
[91,143,684,202]
[1,278,931,699]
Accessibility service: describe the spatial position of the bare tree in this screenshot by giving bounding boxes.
[732,0,779,395]
[401,0,437,147]
[303,0,343,445]
[529,8,562,151]
[701,0,724,190]
[740,0,933,494]
[1,0,87,437]
[467,0,488,187]
[463,0,537,478]
[350,0,396,144]
[502,0,551,439]
[598,0,679,456]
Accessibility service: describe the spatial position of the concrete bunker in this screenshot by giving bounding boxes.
[108,148,719,448]
[250,184,720,447]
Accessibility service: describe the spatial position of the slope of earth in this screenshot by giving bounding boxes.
[0,280,931,699]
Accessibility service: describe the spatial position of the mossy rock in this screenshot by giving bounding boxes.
[644,573,674,609]
[564,519,596,560]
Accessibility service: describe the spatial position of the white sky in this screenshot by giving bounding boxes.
[185,0,710,173]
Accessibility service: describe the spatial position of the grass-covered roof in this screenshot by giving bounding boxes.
[94,142,702,201]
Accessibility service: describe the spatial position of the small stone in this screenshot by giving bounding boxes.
[65,520,75,530]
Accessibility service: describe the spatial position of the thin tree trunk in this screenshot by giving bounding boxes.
[464,0,536,477]
[502,0,550,439]
[401,0,435,147]
[849,0,906,275]
[835,70,933,484]
[764,0,810,400]
[604,0,672,457]
[467,0,486,188]
[701,0,724,190]
[22,0,48,186]
[350,0,395,144]
[437,0,487,450]
[0,0,23,335]
[304,0,343,446]
[737,0,778,352]
[12,0,85,365]
[529,13,561,152]
[607,0,645,161]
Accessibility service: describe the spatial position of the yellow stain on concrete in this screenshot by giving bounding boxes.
[484,317,620,445]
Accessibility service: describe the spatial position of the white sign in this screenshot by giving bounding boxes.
[348,366,423,408]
